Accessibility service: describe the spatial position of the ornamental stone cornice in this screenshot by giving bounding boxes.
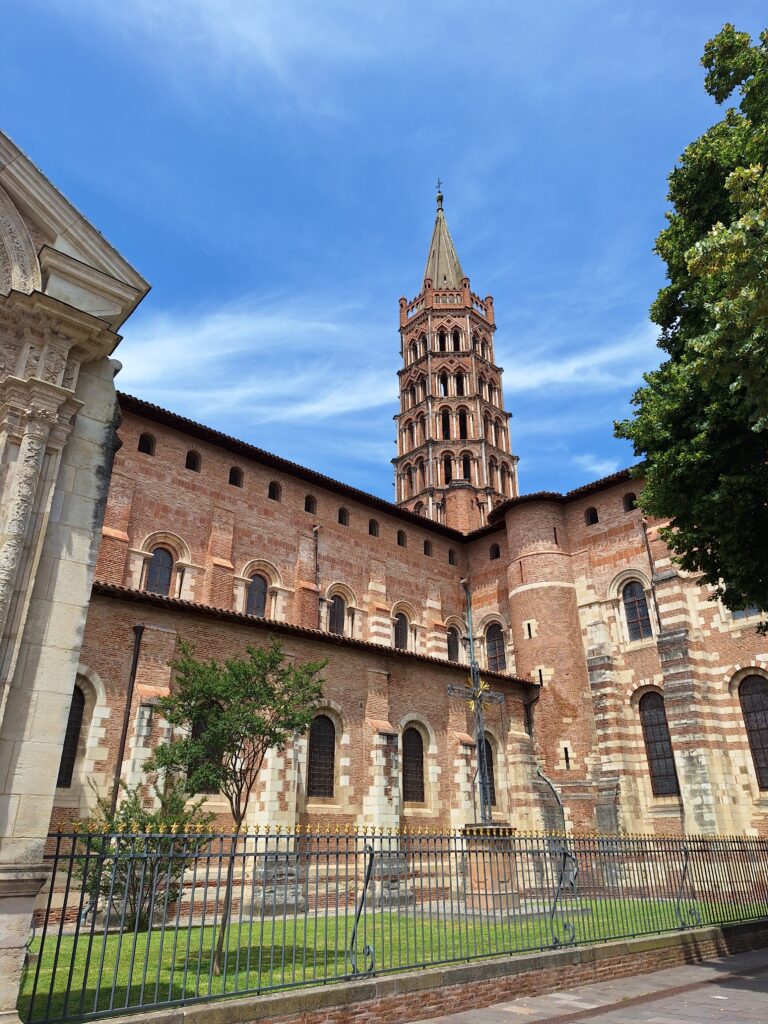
[0,289,117,369]
[0,130,149,326]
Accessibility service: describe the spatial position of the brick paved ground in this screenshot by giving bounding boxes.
[412,947,768,1023]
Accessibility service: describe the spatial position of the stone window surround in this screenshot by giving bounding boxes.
[607,569,657,648]
[128,546,201,601]
[321,583,362,639]
[235,559,290,620]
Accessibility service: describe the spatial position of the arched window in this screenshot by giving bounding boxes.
[369,518,379,537]
[623,493,638,512]
[489,543,501,561]
[423,540,432,557]
[739,676,768,790]
[489,459,498,489]
[419,334,427,355]
[328,594,346,635]
[304,494,317,513]
[414,501,424,516]
[56,684,85,788]
[394,611,409,650]
[397,530,407,548]
[623,581,652,641]
[146,547,173,596]
[441,409,451,439]
[247,573,268,617]
[185,450,201,472]
[417,460,426,489]
[483,738,497,806]
[585,506,599,526]
[452,329,461,352]
[448,548,457,566]
[447,626,460,662]
[639,692,680,796]
[137,433,155,456]
[338,507,349,526]
[486,623,506,672]
[307,715,335,798]
[458,410,468,439]
[402,727,424,802]
[229,467,243,487]
[462,454,471,480]
[443,453,453,484]
[268,481,281,501]
[500,464,510,496]
[406,422,415,449]
[409,342,417,364]
[438,331,447,352]
[484,415,493,441]
[456,374,465,396]
[439,372,449,397]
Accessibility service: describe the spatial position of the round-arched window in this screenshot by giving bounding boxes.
[307,715,335,798]
[402,727,425,803]
[394,612,409,650]
[328,594,346,635]
[486,623,506,672]
[623,581,652,641]
[56,684,85,788]
[146,547,174,596]
[247,573,268,617]
[447,626,460,662]
[739,676,768,790]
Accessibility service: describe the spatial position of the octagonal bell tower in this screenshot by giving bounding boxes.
[394,191,518,530]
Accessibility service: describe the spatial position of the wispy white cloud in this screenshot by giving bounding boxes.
[572,453,622,478]
[117,293,398,429]
[503,321,659,393]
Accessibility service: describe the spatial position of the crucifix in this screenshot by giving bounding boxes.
[436,177,443,192]
[447,580,505,824]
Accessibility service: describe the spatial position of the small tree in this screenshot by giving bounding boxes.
[145,637,326,974]
[75,780,213,930]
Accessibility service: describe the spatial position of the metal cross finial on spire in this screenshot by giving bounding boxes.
[436,178,444,210]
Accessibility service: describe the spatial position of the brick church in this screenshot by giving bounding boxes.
[0,132,765,876]
[47,188,767,841]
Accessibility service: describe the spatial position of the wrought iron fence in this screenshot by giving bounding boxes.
[21,828,768,1023]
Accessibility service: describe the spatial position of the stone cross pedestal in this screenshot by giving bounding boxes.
[461,825,520,914]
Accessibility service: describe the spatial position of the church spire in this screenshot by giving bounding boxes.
[423,189,465,289]
[395,190,518,531]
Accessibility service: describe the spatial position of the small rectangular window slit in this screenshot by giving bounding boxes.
[564,746,571,770]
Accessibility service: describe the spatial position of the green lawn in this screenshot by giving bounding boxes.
[20,898,766,1023]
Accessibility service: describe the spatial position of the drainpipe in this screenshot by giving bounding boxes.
[312,525,321,627]
[110,623,145,816]
[640,517,662,628]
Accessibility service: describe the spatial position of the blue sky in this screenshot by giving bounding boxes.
[3,3,766,500]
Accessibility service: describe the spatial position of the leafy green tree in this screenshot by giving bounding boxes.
[616,25,768,623]
[75,780,213,930]
[145,637,326,974]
